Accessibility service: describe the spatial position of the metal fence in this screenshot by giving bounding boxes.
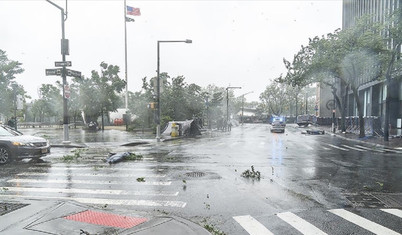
[317,116,382,136]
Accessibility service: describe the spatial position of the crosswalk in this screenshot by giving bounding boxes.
[234,208,402,235]
[0,164,186,208]
[311,143,402,154]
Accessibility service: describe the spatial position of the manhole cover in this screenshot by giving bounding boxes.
[185,172,206,177]
[0,203,29,216]
[344,194,386,208]
[372,193,402,208]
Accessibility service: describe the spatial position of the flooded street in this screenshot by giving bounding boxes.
[1,124,402,234]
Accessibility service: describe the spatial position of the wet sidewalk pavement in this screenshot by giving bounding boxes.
[309,125,402,150]
[0,199,210,235]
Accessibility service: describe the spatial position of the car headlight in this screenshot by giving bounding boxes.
[12,142,34,147]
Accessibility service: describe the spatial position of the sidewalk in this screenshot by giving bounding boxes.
[312,125,402,150]
[0,199,210,235]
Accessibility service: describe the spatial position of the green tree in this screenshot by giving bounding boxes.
[0,50,25,119]
[79,62,126,128]
[36,84,63,122]
[280,17,388,137]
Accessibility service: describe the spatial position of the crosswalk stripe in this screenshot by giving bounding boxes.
[354,145,385,153]
[2,187,179,196]
[381,209,402,218]
[342,145,366,152]
[0,194,186,208]
[233,215,274,235]
[329,209,400,235]
[277,212,327,235]
[27,167,166,171]
[382,148,401,154]
[327,144,349,151]
[8,178,171,186]
[17,172,166,178]
[321,147,331,150]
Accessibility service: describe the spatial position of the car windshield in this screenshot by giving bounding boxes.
[0,126,21,136]
[0,126,15,136]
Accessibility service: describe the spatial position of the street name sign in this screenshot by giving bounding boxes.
[55,61,72,67]
[45,68,62,76]
[66,69,81,78]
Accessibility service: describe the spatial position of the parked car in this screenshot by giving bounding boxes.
[296,114,317,127]
[271,117,286,133]
[0,125,50,164]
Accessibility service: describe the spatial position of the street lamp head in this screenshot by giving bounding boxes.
[185,39,192,43]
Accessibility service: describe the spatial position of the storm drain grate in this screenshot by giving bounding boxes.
[185,172,206,178]
[0,203,29,216]
[372,193,402,208]
[64,210,147,229]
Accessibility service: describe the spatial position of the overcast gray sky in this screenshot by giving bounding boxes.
[0,0,342,102]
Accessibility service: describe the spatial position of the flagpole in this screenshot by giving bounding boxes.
[124,0,128,110]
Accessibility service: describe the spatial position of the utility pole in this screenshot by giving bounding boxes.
[46,0,70,144]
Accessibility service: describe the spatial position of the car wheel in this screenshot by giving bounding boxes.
[0,146,11,165]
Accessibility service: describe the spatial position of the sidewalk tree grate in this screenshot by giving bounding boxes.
[64,210,147,229]
[185,172,205,178]
[0,203,29,216]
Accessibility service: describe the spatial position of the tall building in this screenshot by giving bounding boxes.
[319,0,401,131]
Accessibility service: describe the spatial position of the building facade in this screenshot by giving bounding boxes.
[319,0,402,131]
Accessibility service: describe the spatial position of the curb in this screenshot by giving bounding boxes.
[326,131,400,150]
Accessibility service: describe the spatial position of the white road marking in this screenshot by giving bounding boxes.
[354,145,385,153]
[381,209,402,218]
[321,147,331,150]
[329,209,400,235]
[233,215,274,235]
[28,167,166,172]
[8,179,171,186]
[327,144,349,151]
[2,187,179,196]
[17,172,166,178]
[342,145,366,152]
[381,148,402,154]
[277,212,327,235]
[0,194,186,208]
[305,145,314,150]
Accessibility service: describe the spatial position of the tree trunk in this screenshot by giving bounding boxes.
[341,85,349,132]
[352,86,365,138]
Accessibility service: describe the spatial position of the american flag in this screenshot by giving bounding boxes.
[127,6,141,16]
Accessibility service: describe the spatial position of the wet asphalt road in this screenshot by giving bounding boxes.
[1,124,401,234]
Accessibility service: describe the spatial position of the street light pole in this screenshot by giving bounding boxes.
[46,0,70,144]
[226,86,241,128]
[156,39,192,142]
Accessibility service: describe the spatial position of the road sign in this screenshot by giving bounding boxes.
[55,61,72,67]
[66,69,81,78]
[64,85,70,99]
[45,69,62,76]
